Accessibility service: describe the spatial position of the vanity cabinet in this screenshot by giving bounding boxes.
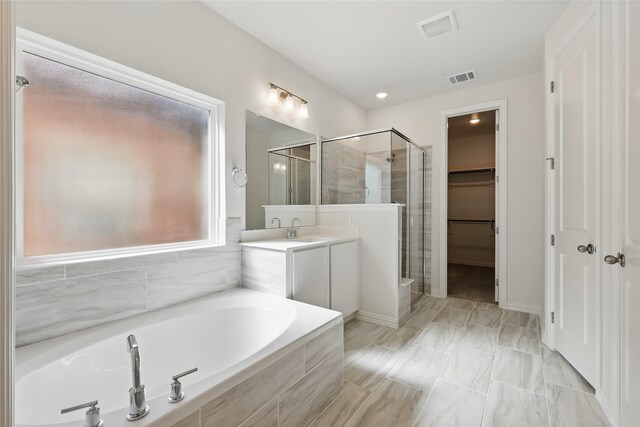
[330,241,358,316]
[292,247,330,308]
[240,237,359,316]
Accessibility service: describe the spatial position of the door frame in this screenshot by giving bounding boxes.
[438,99,508,305]
[0,0,15,425]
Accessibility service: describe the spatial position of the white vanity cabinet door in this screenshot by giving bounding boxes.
[291,247,330,308]
[330,241,358,316]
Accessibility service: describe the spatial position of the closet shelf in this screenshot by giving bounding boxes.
[448,181,495,187]
[448,167,495,175]
[447,218,496,230]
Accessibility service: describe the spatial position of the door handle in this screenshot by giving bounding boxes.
[604,253,625,267]
[577,244,595,254]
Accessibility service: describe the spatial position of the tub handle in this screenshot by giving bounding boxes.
[60,400,103,427]
[169,367,198,403]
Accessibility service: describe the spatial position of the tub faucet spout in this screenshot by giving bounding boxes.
[126,334,150,421]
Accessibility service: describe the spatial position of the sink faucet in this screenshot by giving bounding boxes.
[271,217,281,228]
[287,218,301,239]
[126,335,149,421]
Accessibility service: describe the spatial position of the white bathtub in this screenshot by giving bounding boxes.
[15,288,342,427]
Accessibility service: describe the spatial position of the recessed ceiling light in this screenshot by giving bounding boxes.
[376,92,388,99]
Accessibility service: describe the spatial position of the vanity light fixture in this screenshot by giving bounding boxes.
[268,83,309,119]
[298,102,309,119]
[268,85,279,105]
[284,94,294,112]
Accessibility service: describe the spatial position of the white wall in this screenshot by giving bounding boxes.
[318,204,402,327]
[367,73,546,312]
[15,0,367,228]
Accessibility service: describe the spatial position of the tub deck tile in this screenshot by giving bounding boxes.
[172,410,200,427]
[201,346,305,427]
[238,398,278,427]
[279,350,344,427]
[305,323,343,372]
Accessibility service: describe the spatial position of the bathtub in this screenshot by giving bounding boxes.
[16,288,343,427]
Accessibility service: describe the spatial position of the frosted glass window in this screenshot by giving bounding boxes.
[20,52,213,259]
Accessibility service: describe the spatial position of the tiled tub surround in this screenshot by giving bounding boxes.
[314,295,610,427]
[16,289,344,427]
[15,218,241,346]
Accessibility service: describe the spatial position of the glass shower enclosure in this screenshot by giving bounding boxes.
[321,128,430,296]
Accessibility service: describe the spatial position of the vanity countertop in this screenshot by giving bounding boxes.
[240,235,357,251]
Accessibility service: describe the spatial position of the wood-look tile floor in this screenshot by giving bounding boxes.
[447,264,495,303]
[308,295,611,427]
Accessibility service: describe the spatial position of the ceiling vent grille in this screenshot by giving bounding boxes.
[417,10,458,41]
[448,70,477,85]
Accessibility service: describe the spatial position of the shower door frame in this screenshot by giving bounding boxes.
[438,99,508,306]
[320,128,428,293]
[0,1,15,424]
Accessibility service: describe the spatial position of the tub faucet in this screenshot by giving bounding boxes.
[126,335,150,421]
[287,218,301,239]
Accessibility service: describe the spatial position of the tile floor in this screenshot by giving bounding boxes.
[309,295,611,427]
[447,264,495,303]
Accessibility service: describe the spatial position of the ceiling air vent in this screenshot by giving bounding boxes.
[417,10,458,41]
[448,70,477,85]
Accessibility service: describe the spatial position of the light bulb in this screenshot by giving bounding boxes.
[268,86,278,105]
[284,94,294,112]
[298,102,309,119]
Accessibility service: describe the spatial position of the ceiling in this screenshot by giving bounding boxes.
[448,110,496,139]
[203,1,567,110]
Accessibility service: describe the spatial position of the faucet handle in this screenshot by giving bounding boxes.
[61,400,103,427]
[169,367,198,403]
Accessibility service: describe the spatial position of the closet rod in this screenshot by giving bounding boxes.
[448,167,495,175]
[447,219,496,230]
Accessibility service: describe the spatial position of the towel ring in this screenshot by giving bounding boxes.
[231,167,248,188]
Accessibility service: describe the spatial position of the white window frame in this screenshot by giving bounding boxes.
[15,28,226,267]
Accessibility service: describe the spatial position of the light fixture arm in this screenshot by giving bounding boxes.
[269,83,308,105]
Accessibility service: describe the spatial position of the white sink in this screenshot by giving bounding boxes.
[240,235,354,251]
[275,236,331,243]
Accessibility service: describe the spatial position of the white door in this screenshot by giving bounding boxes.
[494,110,500,302]
[616,1,640,423]
[292,247,330,308]
[552,9,598,385]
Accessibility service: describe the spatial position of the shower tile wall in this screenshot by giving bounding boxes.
[15,218,241,346]
[322,137,433,295]
[321,142,366,204]
[408,145,423,294]
[423,147,433,294]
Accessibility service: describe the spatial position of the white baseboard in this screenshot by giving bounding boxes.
[355,310,398,329]
[501,301,541,315]
[430,288,446,298]
[343,312,356,324]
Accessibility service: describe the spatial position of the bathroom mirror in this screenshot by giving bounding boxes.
[245,111,317,230]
